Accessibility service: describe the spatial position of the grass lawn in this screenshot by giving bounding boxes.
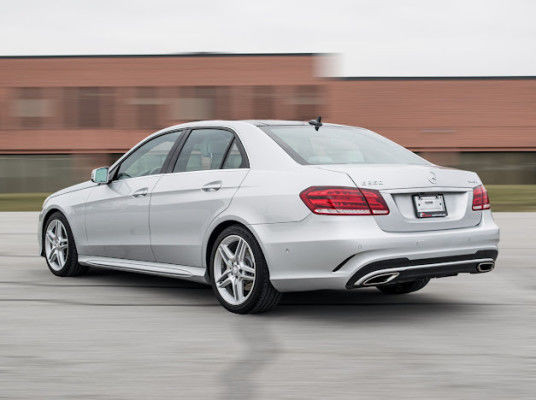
[0,193,51,212]
[486,185,536,212]
[0,185,534,212]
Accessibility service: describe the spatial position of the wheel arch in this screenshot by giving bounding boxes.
[203,219,266,280]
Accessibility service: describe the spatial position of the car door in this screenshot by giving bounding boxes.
[84,131,181,261]
[150,128,249,268]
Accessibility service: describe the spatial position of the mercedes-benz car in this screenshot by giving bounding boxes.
[39,120,500,313]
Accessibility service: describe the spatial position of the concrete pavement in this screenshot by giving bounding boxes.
[0,212,535,399]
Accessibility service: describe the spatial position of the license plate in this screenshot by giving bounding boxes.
[413,194,447,218]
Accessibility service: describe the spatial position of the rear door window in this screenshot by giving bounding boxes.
[174,129,234,172]
[222,141,244,169]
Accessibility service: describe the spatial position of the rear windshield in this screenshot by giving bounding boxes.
[261,125,428,165]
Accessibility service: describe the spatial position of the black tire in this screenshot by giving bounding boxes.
[376,278,430,295]
[43,212,87,277]
[209,225,281,314]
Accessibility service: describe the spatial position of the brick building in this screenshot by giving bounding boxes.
[0,53,534,192]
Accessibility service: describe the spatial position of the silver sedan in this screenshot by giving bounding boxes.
[39,120,500,313]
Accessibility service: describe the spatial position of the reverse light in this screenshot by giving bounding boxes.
[299,186,390,216]
[472,185,490,210]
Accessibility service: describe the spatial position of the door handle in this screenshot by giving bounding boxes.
[132,188,149,198]
[202,181,222,192]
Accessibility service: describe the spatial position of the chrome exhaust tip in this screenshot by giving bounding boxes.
[477,262,495,273]
[362,272,399,286]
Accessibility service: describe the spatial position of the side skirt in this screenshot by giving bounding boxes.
[78,256,209,284]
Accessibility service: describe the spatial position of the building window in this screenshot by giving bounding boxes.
[252,86,275,119]
[130,87,163,129]
[172,87,216,122]
[63,87,114,128]
[168,87,232,123]
[293,85,322,120]
[12,88,52,128]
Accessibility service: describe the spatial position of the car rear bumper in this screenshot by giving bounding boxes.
[250,210,500,292]
[345,249,497,288]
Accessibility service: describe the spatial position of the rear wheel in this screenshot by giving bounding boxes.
[209,225,281,314]
[376,278,430,295]
[43,212,87,277]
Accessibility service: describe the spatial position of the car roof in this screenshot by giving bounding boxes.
[161,119,308,131]
[240,120,308,127]
[160,119,350,132]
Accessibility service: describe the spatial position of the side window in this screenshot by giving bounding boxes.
[174,129,233,172]
[117,131,180,180]
[222,141,244,169]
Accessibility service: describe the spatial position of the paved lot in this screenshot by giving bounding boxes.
[0,212,535,399]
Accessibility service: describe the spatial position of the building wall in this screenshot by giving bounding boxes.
[0,54,324,154]
[327,78,536,152]
[0,54,535,191]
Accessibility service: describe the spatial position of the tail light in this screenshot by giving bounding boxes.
[472,185,490,210]
[299,186,390,216]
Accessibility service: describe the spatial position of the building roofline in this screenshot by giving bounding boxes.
[333,76,536,81]
[0,52,317,60]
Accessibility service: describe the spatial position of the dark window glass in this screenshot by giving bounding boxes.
[76,87,114,128]
[174,129,233,172]
[136,87,160,129]
[15,87,47,128]
[252,86,275,119]
[294,85,321,120]
[222,141,244,169]
[263,125,428,165]
[214,87,232,119]
[176,87,215,122]
[78,87,101,128]
[117,132,180,180]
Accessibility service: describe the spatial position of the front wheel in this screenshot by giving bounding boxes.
[43,212,87,277]
[376,278,430,295]
[209,225,281,314]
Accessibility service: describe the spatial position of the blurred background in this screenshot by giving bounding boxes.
[0,0,535,210]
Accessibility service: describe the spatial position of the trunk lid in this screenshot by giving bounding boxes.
[314,164,482,232]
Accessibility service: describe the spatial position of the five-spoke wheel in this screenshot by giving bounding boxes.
[43,212,86,277]
[210,225,281,314]
[45,219,69,271]
[214,235,256,305]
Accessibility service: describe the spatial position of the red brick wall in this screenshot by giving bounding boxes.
[0,55,318,87]
[327,78,536,151]
[0,55,320,153]
[0,54,535,154]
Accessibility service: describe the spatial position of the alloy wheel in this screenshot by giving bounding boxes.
[45,219,69,271]
[214,235,256,305]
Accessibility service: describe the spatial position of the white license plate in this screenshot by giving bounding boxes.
[413,194,447,218]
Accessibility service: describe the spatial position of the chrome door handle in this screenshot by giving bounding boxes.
[132,188,149,198]
[202,181,222,192]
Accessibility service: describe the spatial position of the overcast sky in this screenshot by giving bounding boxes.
[1,0,535,76]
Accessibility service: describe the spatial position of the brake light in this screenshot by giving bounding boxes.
[472,185,490,210]
[299,186,390,216]
[361,188,390,215]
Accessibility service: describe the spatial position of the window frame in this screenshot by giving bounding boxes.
[109,129,185,181]
[165,126,250,174]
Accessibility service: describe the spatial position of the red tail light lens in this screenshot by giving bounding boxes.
[361,188,390,215]
[472,185,490,210]
[299,186,390,216]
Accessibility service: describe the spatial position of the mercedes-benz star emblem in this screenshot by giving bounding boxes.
[428,171,437,184]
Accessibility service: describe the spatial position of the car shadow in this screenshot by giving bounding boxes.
[83,268,482,400]
[84,267,478,320]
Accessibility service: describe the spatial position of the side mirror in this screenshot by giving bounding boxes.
[91,167,110,184]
